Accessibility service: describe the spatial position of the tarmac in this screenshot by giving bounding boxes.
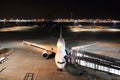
[0,40,89,80]
[0,26,120,80]
[0,38,119,80]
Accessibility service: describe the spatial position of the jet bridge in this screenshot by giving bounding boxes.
[70,49,120,76]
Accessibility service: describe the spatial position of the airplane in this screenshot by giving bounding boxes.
[22,27,99,71]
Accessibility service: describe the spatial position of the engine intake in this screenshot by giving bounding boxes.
[42,51,55,59]
[42,51,49,59]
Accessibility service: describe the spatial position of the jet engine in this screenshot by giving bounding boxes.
[42,51,55,59]
[42,51,49,59]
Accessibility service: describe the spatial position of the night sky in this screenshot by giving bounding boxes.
[0,0,119,19]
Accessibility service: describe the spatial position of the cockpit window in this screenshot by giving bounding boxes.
[57,61,65,64]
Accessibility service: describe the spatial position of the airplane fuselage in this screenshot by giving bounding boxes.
[55,37,66,69]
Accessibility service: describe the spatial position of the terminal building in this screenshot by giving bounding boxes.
[69,49,120,76]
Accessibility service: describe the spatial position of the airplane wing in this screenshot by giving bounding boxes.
[71,42,99,50]
[22,41,53,52]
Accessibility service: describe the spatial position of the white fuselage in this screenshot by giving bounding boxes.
[55,37,66,69]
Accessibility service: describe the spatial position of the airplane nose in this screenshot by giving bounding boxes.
[56,60,66,69]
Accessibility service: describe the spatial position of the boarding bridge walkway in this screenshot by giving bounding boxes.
[70,49,120,76]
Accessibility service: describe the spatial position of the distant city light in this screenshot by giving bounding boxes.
[0,18,120,23]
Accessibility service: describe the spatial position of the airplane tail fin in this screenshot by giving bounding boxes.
[60,26,62,38]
